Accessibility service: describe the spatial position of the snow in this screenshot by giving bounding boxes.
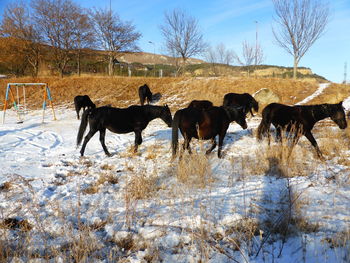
[0,85,349,262]
[296,83,330,105]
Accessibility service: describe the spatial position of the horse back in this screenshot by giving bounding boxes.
[263,103,302,128]
[89,106,147,133]
[74,95,94,107]
[188,100,213,110]
[223,92,257,112]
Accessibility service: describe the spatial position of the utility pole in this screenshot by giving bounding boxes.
[344,62,347,84]
[148,41,155,77]
[254,21,258,66]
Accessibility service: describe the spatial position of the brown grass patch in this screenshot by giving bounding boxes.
[125,173,159,200]
[323,230,350,248]
[97,173,119,185]
[100,164,115,170]
[0,218,33,232]
[307,83,350,104]
[0,76,319,112]
[176,152,213,187]
[82,184,99,195]
[0,182,12,191]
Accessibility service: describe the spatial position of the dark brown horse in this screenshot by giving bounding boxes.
[172,106,247,158]
[77,105,172,156]
[74,95,96,120]
[187,100,213,110]
[257,102,347,157]
[223,93,259,116]
[138,84,153,106]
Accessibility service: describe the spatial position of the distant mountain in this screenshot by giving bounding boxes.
[112,52,327,82]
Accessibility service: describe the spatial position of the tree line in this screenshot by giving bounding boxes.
[0,0,142,77]
[0,0,329,79]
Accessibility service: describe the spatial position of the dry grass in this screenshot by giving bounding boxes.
[323,230,350,249]
[125,172,159,201]
[176,152,213,188]
[0,76,320,112]
[0,182,12,191]
[307,83,350,104]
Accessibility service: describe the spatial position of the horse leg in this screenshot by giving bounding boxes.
[80,129,98,156]
[134,130,142,152]
[276,127,282,142]
[217,131,227,158]
[75,105,80,120]
[304,130,323,159]
[206,138,217,155]
[183,137,192,154]
[99,128,111,156]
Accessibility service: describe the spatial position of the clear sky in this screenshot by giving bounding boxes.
[0,0,349,83]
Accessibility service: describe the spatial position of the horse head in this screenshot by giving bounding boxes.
[252,98,259,112]
[161,104,172,127]
[330,102,347,129]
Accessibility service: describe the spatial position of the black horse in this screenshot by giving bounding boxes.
[257,102,347,157]
[77,105,172,156]
[74,95,96,120]
[172,106,247,158]
[138,84,153,106]
[223,93,259,117]
[187,100,213,109]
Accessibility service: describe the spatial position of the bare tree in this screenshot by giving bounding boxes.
[91,8,141,76]
[205,43,235,76]
[205,46,219,76]
[32,0,81,77]
[71,9,95,76]
[272,0,329,79]
[217,43,235,65]
[235,40,264,77]
[0,37,28,76]
[160,9,207,75]
[0,1,42,76]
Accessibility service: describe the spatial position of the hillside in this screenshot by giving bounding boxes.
[0,77,324,110]
[0,36,327,81]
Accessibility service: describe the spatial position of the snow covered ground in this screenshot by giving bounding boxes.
[0,86,349,262]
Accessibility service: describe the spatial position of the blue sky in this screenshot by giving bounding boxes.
[0,0,349,83]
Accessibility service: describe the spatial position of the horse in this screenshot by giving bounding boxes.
[187,100,213,109]
[74,95,96,120]
[223,93,259,117]
[257,102,347,157]
[172,106,247,158]
[138,84,153,106]
[77,105,172,156]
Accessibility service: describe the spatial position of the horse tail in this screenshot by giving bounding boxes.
[172,110,181,156]
[77,109,90,146]
[257,107,271,140]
